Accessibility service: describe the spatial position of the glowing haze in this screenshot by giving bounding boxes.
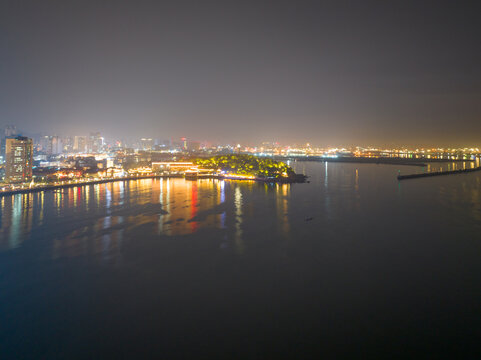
[1,0,480,146]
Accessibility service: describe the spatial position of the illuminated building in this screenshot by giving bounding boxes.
[5,136,33,183]
[141,138,154,150]
[74,136,87,152]
[42,135,62,155]
[88,132,103,153]
[62,136,74,153]
[106,158,114,168]
[152,162,196,173]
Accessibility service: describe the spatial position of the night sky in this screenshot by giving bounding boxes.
[1,0,480,146]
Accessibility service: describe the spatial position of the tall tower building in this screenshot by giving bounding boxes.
[5,136,33,183]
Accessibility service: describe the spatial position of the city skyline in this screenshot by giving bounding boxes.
[3,124,481,150]
[2,2,481,358]
[1,0,480,146]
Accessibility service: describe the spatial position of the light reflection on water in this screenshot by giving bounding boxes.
[1,162,481,261]
[2,162,481,358]
[409,159,480,174]
[0,178,283,258]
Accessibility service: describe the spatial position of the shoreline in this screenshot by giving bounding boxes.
[0,173,307,197]
[0,175,178,197]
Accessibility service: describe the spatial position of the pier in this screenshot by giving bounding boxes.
[397,166,481,180]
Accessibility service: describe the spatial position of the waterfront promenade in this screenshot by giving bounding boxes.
[0,175,179,197]
[0,172,306,197]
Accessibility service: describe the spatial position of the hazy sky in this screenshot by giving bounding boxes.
[1,0,480,146]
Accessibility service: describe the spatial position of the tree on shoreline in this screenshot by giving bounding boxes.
[194,155,295,178]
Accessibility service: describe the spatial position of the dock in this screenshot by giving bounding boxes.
[398,166,481,180]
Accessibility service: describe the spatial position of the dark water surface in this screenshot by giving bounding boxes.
[1,162,481,358]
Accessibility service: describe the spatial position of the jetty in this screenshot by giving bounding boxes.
[398,166,481,180]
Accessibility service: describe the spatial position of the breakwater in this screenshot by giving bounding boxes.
[398,166,481,180]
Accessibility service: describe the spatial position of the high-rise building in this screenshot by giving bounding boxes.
[88,132,103,153]
[1,125,18,157]
[62,136,74,153]
[5,136,33,183]
[42,135,63,155]
[74,136,87,152]
[4,125,17,137]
